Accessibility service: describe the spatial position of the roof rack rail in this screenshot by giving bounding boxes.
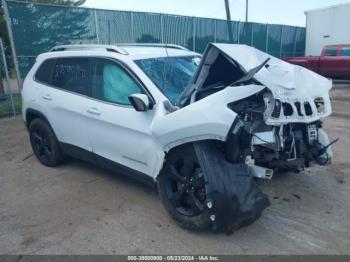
[50,45,129,55]
[117,43,189,51]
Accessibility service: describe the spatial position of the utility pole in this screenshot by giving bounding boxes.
[224,0,234,42]
[246,0,249,22]
[224,0,232,21]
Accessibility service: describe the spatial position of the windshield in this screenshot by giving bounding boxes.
[135,56,200,105]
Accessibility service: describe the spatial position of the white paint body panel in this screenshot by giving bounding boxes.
[152,85,265,150]
[22,44,333,180]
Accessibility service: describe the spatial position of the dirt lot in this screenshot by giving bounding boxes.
[0,84,349,255]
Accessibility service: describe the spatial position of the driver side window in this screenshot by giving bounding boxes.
[91,58,142,105]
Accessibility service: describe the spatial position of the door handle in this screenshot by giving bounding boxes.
[42,94,53,101]
[87,107,101,116]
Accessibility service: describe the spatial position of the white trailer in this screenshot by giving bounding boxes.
[305,2,350,56]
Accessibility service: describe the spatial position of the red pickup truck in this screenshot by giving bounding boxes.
[283,45,350,79]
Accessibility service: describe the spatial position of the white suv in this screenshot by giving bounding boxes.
[22,43,335,233]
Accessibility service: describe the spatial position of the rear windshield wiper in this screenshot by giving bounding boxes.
[231,57,271,86]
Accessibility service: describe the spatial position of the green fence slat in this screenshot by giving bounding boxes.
[267,24,282,57]
[5,0,306,79]
[281,25,297,57]
[238,22,253,45]
[294,27,306,57]
[252,22,267,52]
[163,15,194,50]
[132,12,162,43]
[97,10,133,44]
[194,17,216,53]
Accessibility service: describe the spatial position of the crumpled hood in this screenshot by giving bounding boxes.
[212,43,332,99]
[180,43,332,104]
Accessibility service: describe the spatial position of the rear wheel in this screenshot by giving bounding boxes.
[158,144,210,230]
[29,118,64,167]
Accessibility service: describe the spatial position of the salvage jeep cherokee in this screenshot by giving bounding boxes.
[22,43,335,233]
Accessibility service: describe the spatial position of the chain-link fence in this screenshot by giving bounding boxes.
[4,0,306,81]
[0,37,20,118]
[0,0,306,118]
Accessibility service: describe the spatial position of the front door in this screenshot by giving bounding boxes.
[86,58,160,177]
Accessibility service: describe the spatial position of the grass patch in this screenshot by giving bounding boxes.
[0,93,22,118]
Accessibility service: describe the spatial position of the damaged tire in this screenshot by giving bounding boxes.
[159,141,270,233]
[158,144,211,230]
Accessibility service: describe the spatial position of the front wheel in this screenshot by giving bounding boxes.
[158,144,211,231]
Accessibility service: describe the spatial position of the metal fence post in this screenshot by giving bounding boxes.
[193,17,196,51]
[293,28,298,57]
[265,23,269,53]
[160,14,164,44]
[0,38,16,116]
[94,9,100,44]
[251,23,254,46]
[131,12,134,42]
[3,0,22,90]
[214,20,217,43]
[237,21,241,44]
[279,25,284,58]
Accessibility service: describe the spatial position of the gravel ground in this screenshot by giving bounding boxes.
[0,84,349,255]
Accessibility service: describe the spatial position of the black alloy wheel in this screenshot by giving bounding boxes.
[158,144,211,230]
[29,118,64,167]
[31,128,52,162]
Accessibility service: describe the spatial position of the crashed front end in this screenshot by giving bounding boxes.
[178,43,335,232]
[228,89,333,176]
[180,43,334,176]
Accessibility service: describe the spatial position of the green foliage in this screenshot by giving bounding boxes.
[0,93,21,117]
[12,1,96,79]
[0,0,86,76]
[136,34,160,44]
[0,4,11,78]
[11,0,86,6]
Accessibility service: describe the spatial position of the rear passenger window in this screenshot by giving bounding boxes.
[90,58,142,105]
[341,48,350,56]
[52,58,90,95]
[35,59,56,85]
[324,49,337,56]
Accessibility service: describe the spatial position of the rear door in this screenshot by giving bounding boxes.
[35,57,93,154]
[319,48,341,77]
[338,47,350,78]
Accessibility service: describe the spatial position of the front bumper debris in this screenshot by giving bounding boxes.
[193,141,270,234]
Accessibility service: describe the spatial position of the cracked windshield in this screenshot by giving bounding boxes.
[135,56,201,105]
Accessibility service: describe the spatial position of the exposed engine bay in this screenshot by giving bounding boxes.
[227,90,335,176]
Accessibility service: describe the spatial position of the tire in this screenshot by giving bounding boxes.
[29,118,64,167]
[158,143,211,231]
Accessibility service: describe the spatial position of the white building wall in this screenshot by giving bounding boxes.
[305,3,350,56]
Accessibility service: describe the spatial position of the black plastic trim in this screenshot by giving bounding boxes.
[25,108,53,130]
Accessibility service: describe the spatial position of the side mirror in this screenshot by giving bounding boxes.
[129,94,151,112]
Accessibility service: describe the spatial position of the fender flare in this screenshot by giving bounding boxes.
[153,137,225,180]
[25,108,53,130]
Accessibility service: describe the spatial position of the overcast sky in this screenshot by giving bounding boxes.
[84,0,350,26]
